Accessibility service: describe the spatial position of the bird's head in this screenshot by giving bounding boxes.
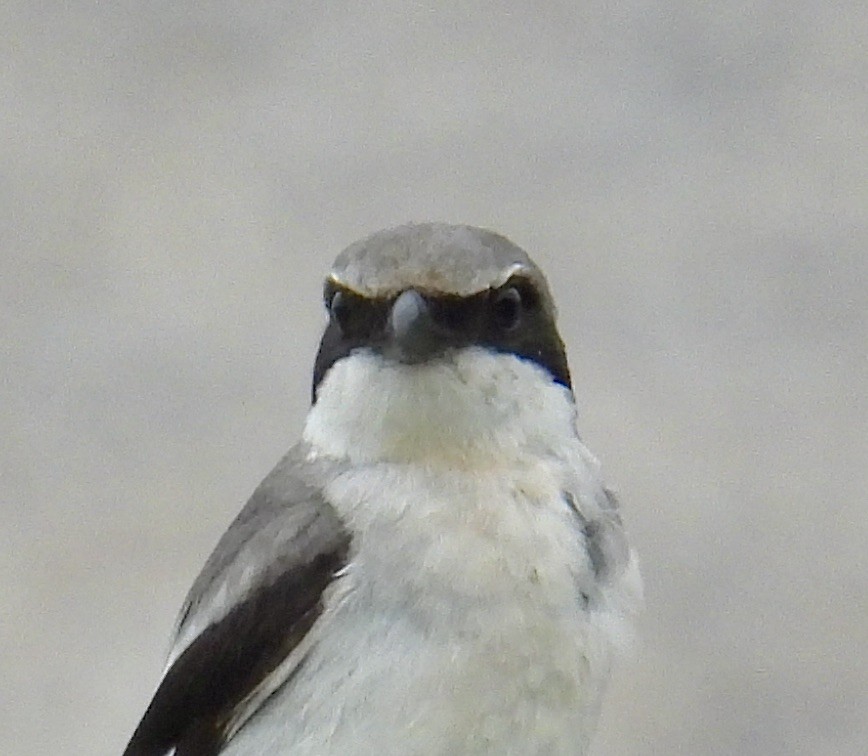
[304,223,577,465]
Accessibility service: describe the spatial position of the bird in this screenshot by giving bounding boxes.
[123,222,642,756]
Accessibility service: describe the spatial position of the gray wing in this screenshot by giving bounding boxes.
[564,481,633,608]
[123,444,350,756]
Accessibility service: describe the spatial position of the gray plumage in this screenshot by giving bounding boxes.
[170,445,349,664]
[331,223,555,308]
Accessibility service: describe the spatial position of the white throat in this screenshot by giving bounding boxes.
[303,347,579,467]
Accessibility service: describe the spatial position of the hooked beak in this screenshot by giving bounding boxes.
[386,289,446,363]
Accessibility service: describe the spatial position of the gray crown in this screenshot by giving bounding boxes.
[329,223,555,311]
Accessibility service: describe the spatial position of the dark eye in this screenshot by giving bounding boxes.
[327,289,387,338]
[492,286,523,331]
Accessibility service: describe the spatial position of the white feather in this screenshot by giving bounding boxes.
[221,348,640,755]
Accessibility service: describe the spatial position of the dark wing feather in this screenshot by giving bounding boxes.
[123,445,350,756]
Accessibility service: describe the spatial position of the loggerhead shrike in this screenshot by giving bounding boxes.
[124,223,642,756]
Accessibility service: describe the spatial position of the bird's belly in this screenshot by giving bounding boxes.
[224,581,604,755]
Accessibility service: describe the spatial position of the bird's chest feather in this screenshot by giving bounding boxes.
[329,461,589,615]
[282,464,601,754]
[225,463,608,755]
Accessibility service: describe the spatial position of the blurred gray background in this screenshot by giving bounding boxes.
[2,2,866,754]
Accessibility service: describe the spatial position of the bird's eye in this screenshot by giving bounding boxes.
[492,286,524,331]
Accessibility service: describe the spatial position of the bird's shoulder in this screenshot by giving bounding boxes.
[123,443,350,756]
[174,444,349,644]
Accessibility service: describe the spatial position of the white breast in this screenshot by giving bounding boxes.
[225,465,609,756]
[223,348,639,755]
